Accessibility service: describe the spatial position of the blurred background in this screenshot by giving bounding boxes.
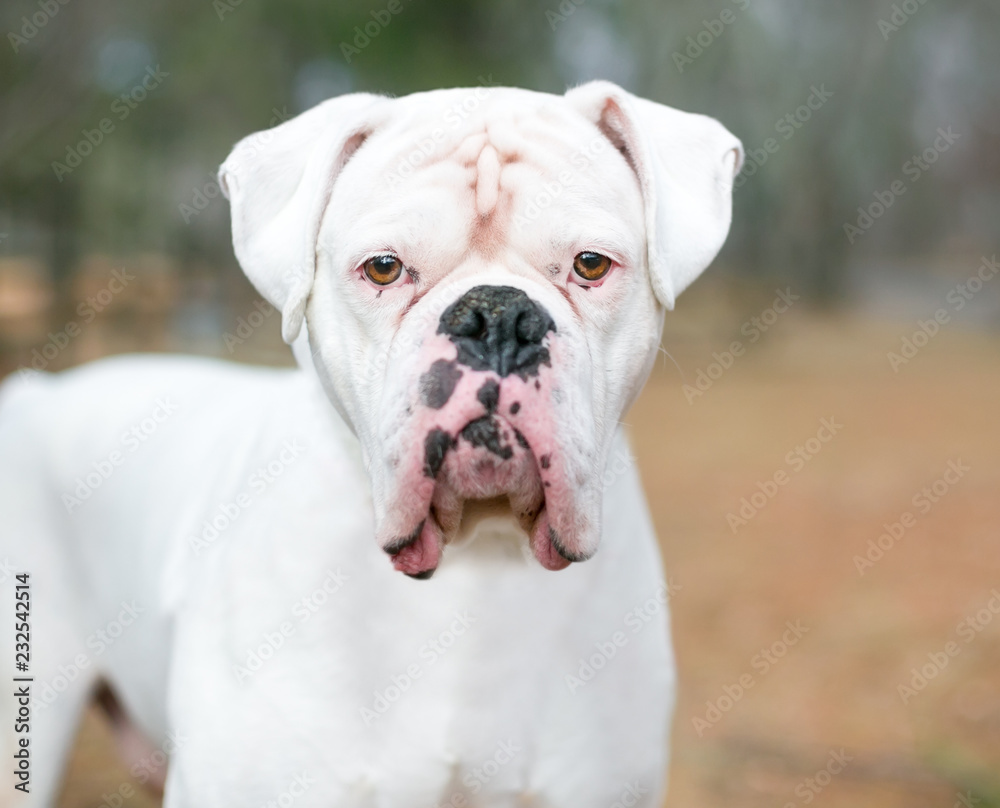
[1,0,999,806]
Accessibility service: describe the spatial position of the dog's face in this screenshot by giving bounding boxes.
[220,83,742,577]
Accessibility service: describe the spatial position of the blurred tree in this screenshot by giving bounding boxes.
[0,0,997,304]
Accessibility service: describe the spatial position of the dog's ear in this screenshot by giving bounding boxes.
[565,81,743,309]
[219,93,386,343]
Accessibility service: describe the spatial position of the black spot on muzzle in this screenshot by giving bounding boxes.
[424,429,455,478]
[460,416,514,460]
[476,379,500,414]
[420,359,463,409]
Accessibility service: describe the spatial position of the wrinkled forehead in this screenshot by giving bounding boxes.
[321,88,644,264]
[369,88,623,187]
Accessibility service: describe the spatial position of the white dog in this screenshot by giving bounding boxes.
[0,81,741,807]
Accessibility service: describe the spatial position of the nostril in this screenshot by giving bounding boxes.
[473,313,488,340]
[514,309,546,345]
[451,310,487,339]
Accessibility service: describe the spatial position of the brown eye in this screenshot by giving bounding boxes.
[363,254,404,286]
[573,251,612,282]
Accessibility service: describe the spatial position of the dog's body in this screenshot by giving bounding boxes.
[0,83,740,806]
[1,357,672,806]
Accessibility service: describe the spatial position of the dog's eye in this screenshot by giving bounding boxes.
[363,255,404,286]
[572,252,612,282]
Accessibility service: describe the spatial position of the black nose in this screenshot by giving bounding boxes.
[438,285,556,378]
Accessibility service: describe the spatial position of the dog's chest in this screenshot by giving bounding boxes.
[171,529,671,807]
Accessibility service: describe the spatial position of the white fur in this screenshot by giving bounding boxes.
[0,82,740,807]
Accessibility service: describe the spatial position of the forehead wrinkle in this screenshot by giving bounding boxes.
[468,112,629,262]
[488,112,595,165]
[460,124,511,257]
[452,129,488,164]
[475,143,501,217]
[375,122,484,185]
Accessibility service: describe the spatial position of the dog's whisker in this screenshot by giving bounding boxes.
[658,342,686,383]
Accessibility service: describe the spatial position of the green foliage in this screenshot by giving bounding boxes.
[1,0,998,298]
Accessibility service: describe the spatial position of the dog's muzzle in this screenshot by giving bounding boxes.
[381,283,594,579]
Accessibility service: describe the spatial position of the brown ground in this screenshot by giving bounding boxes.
[4,270,996,808]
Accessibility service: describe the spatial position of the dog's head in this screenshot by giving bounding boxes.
[220,82,742,578]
